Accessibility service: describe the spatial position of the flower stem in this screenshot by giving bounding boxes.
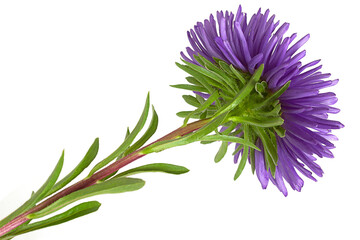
[0,118,210,238]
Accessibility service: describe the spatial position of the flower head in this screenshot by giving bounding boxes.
[177,5,343,196]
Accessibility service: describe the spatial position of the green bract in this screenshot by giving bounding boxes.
[174,55,290,178]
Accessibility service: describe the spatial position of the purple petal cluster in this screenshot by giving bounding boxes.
[182,5,343,196]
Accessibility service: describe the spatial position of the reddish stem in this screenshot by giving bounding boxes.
[0,119,209,237]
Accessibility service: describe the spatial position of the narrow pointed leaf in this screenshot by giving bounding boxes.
[218,60,237,78]
[213,65,264,118]
[0,152,64,228]
[27,177,145,219]
[253,127,278,177]
[185,76,202,86]
[183,91,219,125]
[87,94,150,177]
[141,113,227,154]
[228,116,284,128]
[234,124,250,180]
[180,60,228,88]
[193,55,237,93]
[249,134,257,174]
[113,163,189,179]
[125,127,131,139]
[3,201,101,238]
[176,63,215,92]
[229,64,247,85]
[170,84,208,93]
[47,138,99,196]
[273,126,286,138]
[200,134,260,151]
[214,141,228,163]
[254,81,291,109]
[182,95,200,107]
[123,106,159,156]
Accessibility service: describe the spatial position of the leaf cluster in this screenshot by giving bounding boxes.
[0,94,189,239]
[174,55,291,180]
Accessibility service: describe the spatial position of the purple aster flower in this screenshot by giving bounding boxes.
[179,5,343,196]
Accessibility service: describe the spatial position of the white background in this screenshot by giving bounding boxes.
[0,0,358,239]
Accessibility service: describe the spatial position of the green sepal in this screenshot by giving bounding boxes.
[2,201,101,239]
[87,94,151,177]
[234,124,250,180]
[213,64,264,118]
[273,126,286,138]
[182,95,201,107]
[228,116,284,128]
[175,63,216,95]
[214,141,228,163]
[112,163,189,178]
[232,144,244,155]
[253,127,278,177]
[255,82,267,97]
[0,152,64,228]
[185,76,202,86]
[27,177,145,219]
[183,90,220,125]
[249,134,257,174]
[195,94,205,104]
[180,60,229,93]
[254,81,291,109]
[170,84,208,93]
[256,104,281,117]
[229,64,247,85]
[176,110,216,119]
[47,138,99,196]
[200,134,260,151]
[218,61,237,79]
[193,55,238,94]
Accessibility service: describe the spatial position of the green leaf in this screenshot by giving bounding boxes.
[3,201,101,238]
[253,127,278,177]
[232,144,243,155]
[170,84,208,93]
[254,81,291,109]
[47,138,99,197]
[228,116,284,128]
[256,104,281,117]
[112,163,189,178]
[229,64,247,85]
[0,152,64,228]
[185,76,202,86]
[183,90,220,125]
[125,127,131,140]
[182,95,200,107]
[141,113,227,154]
[249,134,257,174]
[214,141,228,163]
[185,113,228,143]
[200,134,260,151]
[180,60,229,91]
[87,94,151,177]
[273,126,286,138]
[123,106,159,156]
[218,61,237,78]
[27,177,145,219]
[176,110,216,119]
[213,65,264,118]
[193,55,238,94]
[195,94,205,104]
[176,63,216,92]
[234,124,250,180]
